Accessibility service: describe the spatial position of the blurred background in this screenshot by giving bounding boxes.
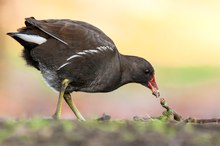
[0,0,220,119]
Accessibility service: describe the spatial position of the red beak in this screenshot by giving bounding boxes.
[147,74,160,97]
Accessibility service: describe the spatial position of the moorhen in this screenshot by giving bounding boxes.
[7,17,160,121]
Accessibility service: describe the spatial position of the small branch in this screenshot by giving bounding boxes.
[160,98,183,121]
[159,98,220,124]
[184,117,220,123]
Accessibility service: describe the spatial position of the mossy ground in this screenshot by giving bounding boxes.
[0,118,220,146]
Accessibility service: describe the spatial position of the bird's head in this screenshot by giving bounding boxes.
[125,56,160,97]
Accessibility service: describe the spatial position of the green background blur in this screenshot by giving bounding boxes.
[0,0,220,119]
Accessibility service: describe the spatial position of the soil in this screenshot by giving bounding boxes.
[0,118,220,146]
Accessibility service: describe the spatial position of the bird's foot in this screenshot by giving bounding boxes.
[52,112,61,120]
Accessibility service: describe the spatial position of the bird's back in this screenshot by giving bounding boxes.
[24,18,116,50]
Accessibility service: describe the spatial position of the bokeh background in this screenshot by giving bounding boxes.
[0,0,220,119]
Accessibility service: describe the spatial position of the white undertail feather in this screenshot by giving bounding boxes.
[15,34,47,45]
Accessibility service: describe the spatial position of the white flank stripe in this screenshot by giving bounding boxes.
[57,62,70,70]
[106,46,114,51]
[65,46,113,63]
[89,50,99,53]
[83,50,99,54]
[97,47,103,51]
[97,46,112,51]
[77,52,87,55]
[15,34,47,45]
[102,46,108,51]
[67,54,81,61]
[84,50,93,54]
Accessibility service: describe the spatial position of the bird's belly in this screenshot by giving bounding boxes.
[39,64,61,92]
[39,64,77,93]
[75,73,121,93]
[39,63,121,93]
[40,68,119,93]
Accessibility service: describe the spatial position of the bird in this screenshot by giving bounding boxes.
[7,17,160,121]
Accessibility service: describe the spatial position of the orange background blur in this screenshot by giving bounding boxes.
[0,0,220,119]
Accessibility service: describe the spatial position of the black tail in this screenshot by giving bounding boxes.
[7,32,17,37]
[7,32,40,70]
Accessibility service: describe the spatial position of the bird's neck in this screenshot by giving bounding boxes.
[119,55,137,86]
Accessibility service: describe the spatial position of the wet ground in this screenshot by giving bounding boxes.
[0,118,220,146]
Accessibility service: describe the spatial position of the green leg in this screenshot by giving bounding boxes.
[52,79,70,119]
[64,93,85,121]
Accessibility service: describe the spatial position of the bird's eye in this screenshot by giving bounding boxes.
[145,69,150,74]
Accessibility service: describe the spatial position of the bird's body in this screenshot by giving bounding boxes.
[7,17,159,120]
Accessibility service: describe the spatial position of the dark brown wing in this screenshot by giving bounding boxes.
[31,39,74,70]
[28,17,118,71]
[25,17,116,51]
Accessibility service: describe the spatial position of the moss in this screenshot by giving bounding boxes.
[0,129,12,143]
[0,119,220,146]
[27,118,50,130]
[121,131,136,142]
[60,120,75,132]
[0,119,17,143]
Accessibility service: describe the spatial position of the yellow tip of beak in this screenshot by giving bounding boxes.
[152,90,160,98]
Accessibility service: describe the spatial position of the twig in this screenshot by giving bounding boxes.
[160,98,183,121]
[160,98,220,124]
